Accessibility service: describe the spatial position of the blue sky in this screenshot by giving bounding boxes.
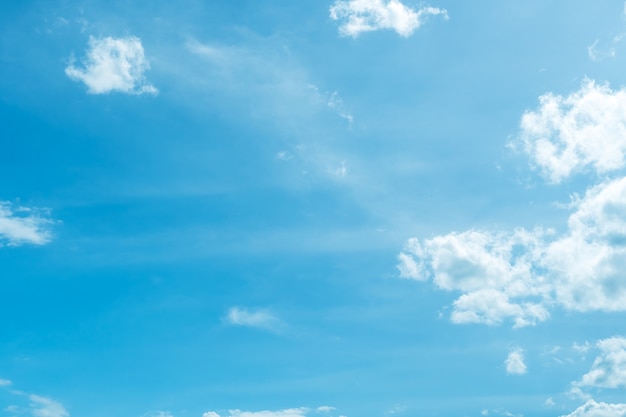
[3,1,626,416]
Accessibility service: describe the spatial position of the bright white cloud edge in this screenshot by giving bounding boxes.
[66,36,157,95]
[329,0,448,38]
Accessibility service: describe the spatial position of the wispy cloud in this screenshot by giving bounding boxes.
[184,39,354,183]
[0,202,52,246]
[329,0,448,38]
[0,378,69,417]
[29,395,69,417]
[225,307,283,332]
[202,408,341,417]
[66,36,157,95]
[505,348,527,375]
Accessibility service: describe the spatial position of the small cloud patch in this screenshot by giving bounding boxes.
[66,36,157,95]
[330,0,448,38]
[505,348,528,375]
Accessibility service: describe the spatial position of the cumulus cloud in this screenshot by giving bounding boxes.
[561,400,626,417]
[398,228,549,327]
[0,202,52,246]
[505,348,528,375]
[398,174,626,326]
[574,337,626,389]
[29,395,69,417]
[225,307,283,331]
[66,36,157,95]
[514,79,626,183]
[329,0,448,38]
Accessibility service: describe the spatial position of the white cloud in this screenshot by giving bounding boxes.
[545,177,626,313]
[575,337,626,389]
[329,0,448,38]
[514,79,626,183]
[29,395,69,417]
[505,348,528,375]
[398,228,549,327]
[316,407,336,413]
[66,36,157,95]
[0,202,52,246]
[561,400,626,417]
[203,409,310,417]
[225,307,282,331]
[398,174,626,326]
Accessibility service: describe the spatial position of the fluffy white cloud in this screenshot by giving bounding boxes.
[561,400,626,417]
[225,307,282,331]
[29,395,69,417]
[515,79,626,183]
[0,202,52,246]
[575,337,626,389]
[505,348,527,375]
[546,177,626,313]
[329,0,448,38]
[398,228,549,327]
[398,175,626,326]
[66,36,157,95]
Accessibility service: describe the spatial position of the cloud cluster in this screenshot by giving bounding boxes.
[399,174,626,326]
[398,80,626,327]
[0,202,52,246]
[515,80,626,183]
[29,395,69,417]
[329,0,447,38]
[575,337,626,390]
[66,36,157,95]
